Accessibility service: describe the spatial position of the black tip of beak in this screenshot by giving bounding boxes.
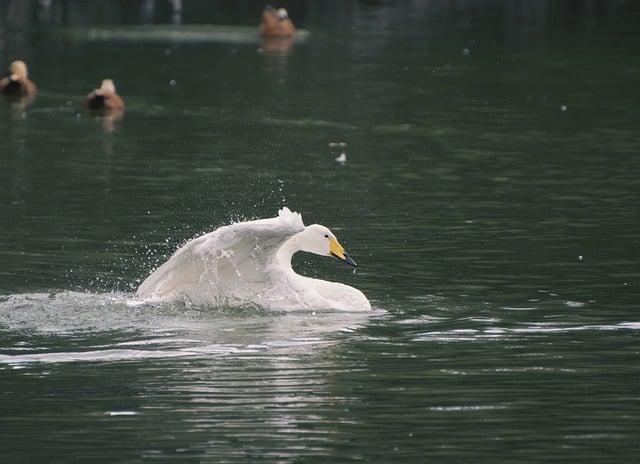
[344,253,357,267]
[331,252,357,267]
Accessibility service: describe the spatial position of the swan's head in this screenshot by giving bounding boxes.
[300,224,358,267]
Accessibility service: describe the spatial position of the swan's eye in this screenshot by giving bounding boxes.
[324,234,329,238]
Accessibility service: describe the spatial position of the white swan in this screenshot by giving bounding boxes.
[136,208,371,311]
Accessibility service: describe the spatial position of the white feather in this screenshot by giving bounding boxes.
[137,208,370,311]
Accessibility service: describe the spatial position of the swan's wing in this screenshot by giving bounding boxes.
[197,212,303,281]
[136,232,213,299]
[137,208,304,300]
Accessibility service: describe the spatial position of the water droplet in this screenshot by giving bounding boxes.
[169,79,177,86]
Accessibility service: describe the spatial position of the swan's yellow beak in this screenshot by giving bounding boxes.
[329,237,357,267]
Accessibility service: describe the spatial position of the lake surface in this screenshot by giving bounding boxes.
[1,1,639,462]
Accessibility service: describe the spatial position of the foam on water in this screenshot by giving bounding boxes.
[0,291,375,367]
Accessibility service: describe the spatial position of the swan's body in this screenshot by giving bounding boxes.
[137,208,371,311]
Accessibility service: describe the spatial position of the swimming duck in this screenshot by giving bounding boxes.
[84,79,125,112]
[137,207,371,311]
[0,60,37,97]
[259,6,296,37]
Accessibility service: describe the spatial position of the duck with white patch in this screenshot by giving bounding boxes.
[259,6,296,37]
[85,79,125,112]
[0,60,37,98]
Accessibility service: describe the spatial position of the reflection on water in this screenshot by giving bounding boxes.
[1,291,379,460]
[1,289,638,462]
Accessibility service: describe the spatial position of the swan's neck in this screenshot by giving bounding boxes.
[275,233,301,270]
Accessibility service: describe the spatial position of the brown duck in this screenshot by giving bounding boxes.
[259,6,296,37]
[0,60,37,97]
[85,79,125,112]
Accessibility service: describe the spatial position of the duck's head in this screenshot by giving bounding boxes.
[98,79,117,94]
[8,60,28,80]
[300,224,358,267]
[276,8,289,20]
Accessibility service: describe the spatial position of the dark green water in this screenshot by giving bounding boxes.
[1,1,639,462]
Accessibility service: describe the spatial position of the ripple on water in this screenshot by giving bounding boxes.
[0,291,375,367]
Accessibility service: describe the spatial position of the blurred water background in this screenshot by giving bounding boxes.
[1,1,639,462]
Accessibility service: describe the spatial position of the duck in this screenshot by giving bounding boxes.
[84,79,125,112]
[0,60,37,97]
[136,207,371,311]
[259,5,296,37]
